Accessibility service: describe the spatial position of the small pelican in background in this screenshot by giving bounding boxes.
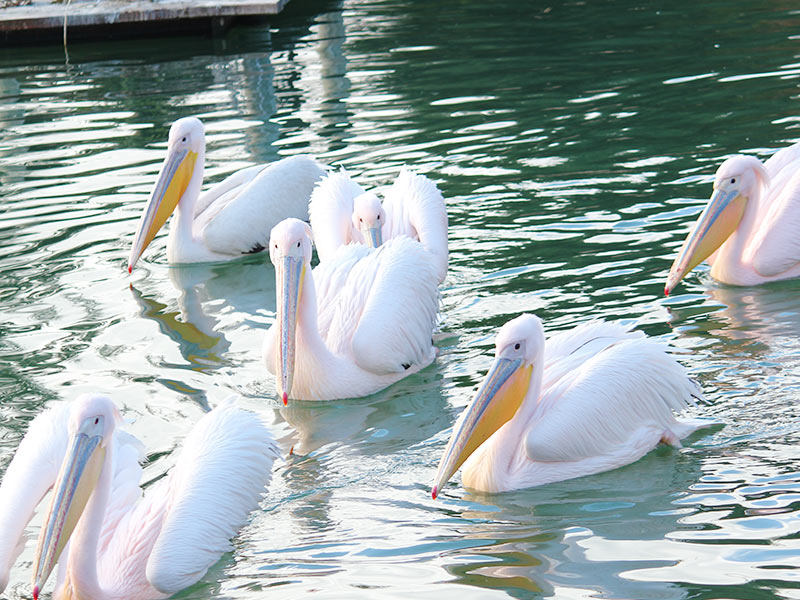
[432,314,707,496]
[263,218,439,402]
[128,117,326,272]
[665,143,800,295]
[308,169,448,282]
[0,394,279,599]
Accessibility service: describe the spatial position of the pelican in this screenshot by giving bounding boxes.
[665,144,800,295]
[127,117,326,272]
[0,394,279,599]
[308,168,448,282]
[263,218,439,402]
[432,314,707,496]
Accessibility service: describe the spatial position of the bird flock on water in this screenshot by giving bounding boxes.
[2,114,800,598]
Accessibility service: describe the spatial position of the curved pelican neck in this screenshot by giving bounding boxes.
[62,441,114,600]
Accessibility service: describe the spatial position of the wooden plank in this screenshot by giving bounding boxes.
[0,0,289,33]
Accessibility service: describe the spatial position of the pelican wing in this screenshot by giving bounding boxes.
[198,156,325,256]
[143,398,279,595]
[382,169,448,282]
[0,404,71,588]
[193,164,268,218]
[526,329,701,464]
[309,169,367,262]
[763,141,800,182]
[313,242,373,344]
[315,237,439,375]
[746,149,800,277]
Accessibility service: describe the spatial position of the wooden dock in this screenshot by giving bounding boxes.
[0,0,290,44]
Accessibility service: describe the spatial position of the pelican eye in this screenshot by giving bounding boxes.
[731,178,736,184]
[182,136,187,143]
[514,343,520,350]
[377,214,381,220]
[94,417,99,425]
[296,241,300,248]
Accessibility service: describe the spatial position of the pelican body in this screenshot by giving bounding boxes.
[665,144,800,294]
[128,117,326,272]
[263,218,440,402]
[0,394,279,599]
[308,169,448,282]
[433,314,706,495]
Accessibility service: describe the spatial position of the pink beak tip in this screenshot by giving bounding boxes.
[282,392,288,406]
[431,486,438,500]
[33,586,39,600]
[127,265,133,274]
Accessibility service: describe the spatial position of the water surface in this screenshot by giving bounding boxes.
[1,0,800,598]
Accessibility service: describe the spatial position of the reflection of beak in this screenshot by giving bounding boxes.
[277,255,304,405]
[32,423,106,599]
[362,225,383,248]
[432,357,532,499]
[127,147,198,273]
[665,188,746,296]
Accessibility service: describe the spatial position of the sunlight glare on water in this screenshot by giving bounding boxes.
[1,0,800,598]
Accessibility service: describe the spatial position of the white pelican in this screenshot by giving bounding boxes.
[128,117,326,272]
[263,218,439,402]
[308,168,448,282]
[0,394,279,599]
[665,144,800,295]
[432,314,706,496]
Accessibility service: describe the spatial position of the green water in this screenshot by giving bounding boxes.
[1,0,800,598]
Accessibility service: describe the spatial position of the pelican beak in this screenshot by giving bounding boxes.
[32,417,106,598]
[432,356,532,499]
[665,187,746,295]
[362,225,383,248]
[127,147,199,273]
[277,255,305,405]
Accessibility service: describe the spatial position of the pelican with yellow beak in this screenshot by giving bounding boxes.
[665,145,800,295]
[0,394,278,599]
[432,314,707,496]
[127,117,326,272]
[262,217,439,402]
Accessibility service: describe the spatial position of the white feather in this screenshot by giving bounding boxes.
[145,397,279,594]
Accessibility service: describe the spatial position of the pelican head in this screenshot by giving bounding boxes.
[127,117,205,273]
[352,192,385,248]
[269,218,313,405]
[32,394,119,599]
[664,155,767,295]
[432,314,541,499]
